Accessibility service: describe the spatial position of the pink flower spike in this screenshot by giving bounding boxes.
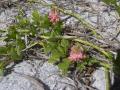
[48,9,60,25]
[68,45,86,62]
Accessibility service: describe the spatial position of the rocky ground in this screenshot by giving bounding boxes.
[0,0,120,90]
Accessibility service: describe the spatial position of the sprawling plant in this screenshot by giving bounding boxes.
[0,6,112,75]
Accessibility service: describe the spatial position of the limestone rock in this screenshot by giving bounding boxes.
[0,60,76,90]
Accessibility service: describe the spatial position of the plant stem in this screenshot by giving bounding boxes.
[40,35,110,58]
[54,7,99,37]
[22,35,110,58]
[29,0,102,38]
[105,68,110,90]
[21,42,39,52]
[74,39,110,58]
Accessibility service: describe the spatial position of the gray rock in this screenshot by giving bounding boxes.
[0,8,18,29]
[92,67,106,90]
[0,72,45,90]
[0,60,76,90]
[36,62,76,90]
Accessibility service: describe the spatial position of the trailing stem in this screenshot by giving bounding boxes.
[28,0,102,38]
[105,68,110,90]
[40,35,110,58]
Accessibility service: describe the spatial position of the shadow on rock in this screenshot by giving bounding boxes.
[111,49,120,90]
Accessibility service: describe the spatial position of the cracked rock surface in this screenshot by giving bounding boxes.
[0,60,76,90]
[92,67,106,90]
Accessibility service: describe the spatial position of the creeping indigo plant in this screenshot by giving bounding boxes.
[0,9,105,75]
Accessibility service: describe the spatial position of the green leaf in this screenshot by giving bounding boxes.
[43,41,57,53]
[18,18,30,28]
[27,0,35,2]
[58,58,71,74]
[48,57,58,63]
[115,5,120,16]
[86,58,98,66]
[49,49,61,63]
[61,39,69,47]
[57,46,65,55]
[42,14,51,28]
[15,35,25,56]
[29,25,36,36]
[43,43,48,53]
[0,62,4,76]
[103,0,117,5]
[7,25,17,40]
[9,47,22,61]
[10,47,17,60]
[18,29,30,34]
[60,39,69,54]
[0,69,4,76]
[53,22,63,35]
[0,46,7,55]
[32,10,42,25]
[16,38,25,50]
[77,63,86,72]
[0,61,7,76]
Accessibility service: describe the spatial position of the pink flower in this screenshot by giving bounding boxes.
[48,9,60,25]
[68,46,86,62]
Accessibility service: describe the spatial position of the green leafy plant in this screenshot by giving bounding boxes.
[0,8,112,75]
